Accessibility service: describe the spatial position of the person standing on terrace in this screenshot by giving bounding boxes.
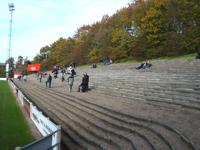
[67,67,76,92]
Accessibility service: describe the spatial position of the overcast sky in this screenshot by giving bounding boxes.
[0,0,132,63]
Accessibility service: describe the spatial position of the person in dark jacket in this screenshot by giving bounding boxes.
[84,73,89,91]
[136,61,152,70]
[78,73,89,92]
[46,74,52,88]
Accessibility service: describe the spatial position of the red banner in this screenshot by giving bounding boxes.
[27,64,41,72]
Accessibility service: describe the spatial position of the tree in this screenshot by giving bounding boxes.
[0,64,6,77]
[175,0,200,53]
[31,0,200,66]
[5,57,14,77]
[49,38,68,67]
[17,56,23,65]
[88,48,100,63]
[141,0,168,46]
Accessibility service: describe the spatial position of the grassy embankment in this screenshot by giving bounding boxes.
[0,81,35,150]
[119,53,197,64]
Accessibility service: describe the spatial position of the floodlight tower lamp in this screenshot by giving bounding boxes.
[7,3,15,78]
[8,3,15,59]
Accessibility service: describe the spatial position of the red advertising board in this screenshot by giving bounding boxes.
[27,64,41,72]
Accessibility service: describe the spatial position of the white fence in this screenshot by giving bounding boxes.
[8,80,61,150]
[0,78,6,80]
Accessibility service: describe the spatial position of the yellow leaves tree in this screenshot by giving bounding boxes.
[88,48,99,63]
[140,0,168,47]
[111,29,125,46]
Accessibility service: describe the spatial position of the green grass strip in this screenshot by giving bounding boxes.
[0,81,35,150]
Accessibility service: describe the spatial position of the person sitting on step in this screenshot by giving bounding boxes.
[136,60,152,70]
[78,73,89,92]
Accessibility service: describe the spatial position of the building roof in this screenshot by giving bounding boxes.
[0,63,5,67]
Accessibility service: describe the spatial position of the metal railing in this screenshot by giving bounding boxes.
[16,126,61,150]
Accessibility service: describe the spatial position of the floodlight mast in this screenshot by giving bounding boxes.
[7,3,15,78]
[8,3,15,59]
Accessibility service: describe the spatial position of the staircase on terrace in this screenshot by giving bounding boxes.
[13,59,200,150]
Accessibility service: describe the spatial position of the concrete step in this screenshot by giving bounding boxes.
[14,80,197,150]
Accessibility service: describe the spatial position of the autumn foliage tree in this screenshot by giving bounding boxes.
[33,0,200,70]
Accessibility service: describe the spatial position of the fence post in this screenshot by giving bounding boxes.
[57,125,61,150]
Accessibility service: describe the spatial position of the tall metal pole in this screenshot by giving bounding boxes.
[8,3,15,59]
[7,3,15,78]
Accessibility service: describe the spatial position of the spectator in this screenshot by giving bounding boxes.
[136,60,152,70]
[61,69,65,82]
[85,73,89,91]
[91,63,97,68]
[67,68,76,92]
[18,75,22,81]
[67,73,74,92]
[146,60,152,68]
[52,68,58,79]
[67,64,73,74]
[36,72,40,80]
[23,75,27,82]
[136,61,146,70]
[109,58,113,64]
[46,74,52,88]
[101,56,112,65]
[78,73,89,92]
[71,62,76,68]
[39,72,43,82]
